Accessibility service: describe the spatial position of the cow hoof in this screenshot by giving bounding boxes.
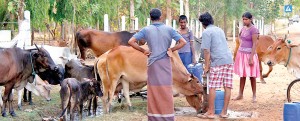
[109,106,113,113]
[129,106,134,112]
[118,98,122,103]
[2,112,7,117]
[18,105,22,110]
[10,111,16,117]
[29,102,34,105]
[23,99,28,102]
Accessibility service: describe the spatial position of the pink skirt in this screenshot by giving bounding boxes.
[234,51,260,78]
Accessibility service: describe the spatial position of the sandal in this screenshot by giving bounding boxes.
[197,113,215,119]
[219,114,229,118]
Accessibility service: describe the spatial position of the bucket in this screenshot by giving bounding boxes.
[283,102,300,121]
[214,90,224,114]
[187,63,203,83]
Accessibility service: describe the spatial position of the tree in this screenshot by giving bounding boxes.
[130,0,134,31]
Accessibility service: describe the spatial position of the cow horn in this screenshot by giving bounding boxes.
[34,43,40,51]
[284,34,287,41]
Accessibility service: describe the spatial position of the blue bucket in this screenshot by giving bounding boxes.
[283,102,300,121]
[187,63,203,83]
[214,90,224,114]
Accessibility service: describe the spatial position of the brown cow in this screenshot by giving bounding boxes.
[0,46,59,117]
[96,45,203,113]
[266,37,300,78]
[234,35,275,83]
[59,78,103,121]
[75,29,145,60]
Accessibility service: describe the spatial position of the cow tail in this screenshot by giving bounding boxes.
[59,81,72,118]
[94,58,100,81]
[105,57,112,101]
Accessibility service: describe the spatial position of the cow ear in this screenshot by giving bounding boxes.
[89,81,93,86]
[191,74,194,78]
[33,52,39,58]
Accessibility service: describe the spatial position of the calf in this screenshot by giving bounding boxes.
[59,78,102,121]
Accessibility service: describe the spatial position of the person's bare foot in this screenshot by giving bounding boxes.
[232,95,243,100]
[252,96,257,103]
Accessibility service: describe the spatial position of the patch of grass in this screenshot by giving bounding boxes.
[0,85,194,121]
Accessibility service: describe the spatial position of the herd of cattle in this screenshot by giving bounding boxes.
[0,29,299,120]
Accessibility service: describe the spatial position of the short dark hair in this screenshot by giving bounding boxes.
[199,12,214,26]
[179,15,188,23]
[150,8,161,21]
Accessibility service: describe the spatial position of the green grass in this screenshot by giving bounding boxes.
[0,85,192,121]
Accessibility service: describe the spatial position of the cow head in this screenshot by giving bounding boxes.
[32,45,57,72]
[185,93,207,114]
[26,75,52,101]
[266,35,297,66]
[39,64,65,85]
[83,78,103,97]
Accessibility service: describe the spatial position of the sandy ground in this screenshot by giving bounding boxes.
[174,22,300,121]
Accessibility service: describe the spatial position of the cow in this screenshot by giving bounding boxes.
[0,46,60,117]
[64,59,97,81]
[234,35,275,83]
[64,59,146,112]
[96,45,204,113]
[266,36,300,78]
[0,75,52,110]
[22,45,75,106]
[41,45,78,67]
[75,29,146,60]
[20,64,64,108]
[59,78,103,121]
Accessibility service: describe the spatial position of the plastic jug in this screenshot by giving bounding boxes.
[214,90,224,114]
[187,63,203,83]
[283,102,300,121]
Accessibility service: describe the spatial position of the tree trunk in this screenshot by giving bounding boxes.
[223,12,227,37]
[130,0,134,31]
[198,0,201,18]
[61,22,64,40]
[185,0,189,20]
[166,0,172,26]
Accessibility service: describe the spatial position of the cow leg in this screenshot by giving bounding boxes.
[121,80,133,111]
[87,98,92,116]
[263,65,273,78]
[92,96,97,116]
[2,84,14,117]
[79,103,83,120]
[23,88,28,102]
[18,88,24,110]
[28,91,33,105]
[69,99,76,121]
[108,79,119,113]
[8,90,16,117]
[0,86,3,108]
[259,61,266,84]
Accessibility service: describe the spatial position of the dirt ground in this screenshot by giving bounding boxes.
[174,22,300,121]
[0,21,299,121]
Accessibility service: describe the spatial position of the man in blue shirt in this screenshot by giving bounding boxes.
[128,8,186,121]
[198,12,233,119]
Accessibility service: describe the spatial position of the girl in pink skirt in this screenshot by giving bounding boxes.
[233,12,260,103]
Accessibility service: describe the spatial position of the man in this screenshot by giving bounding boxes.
[198,12,233,119]
[128,8,186,121]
